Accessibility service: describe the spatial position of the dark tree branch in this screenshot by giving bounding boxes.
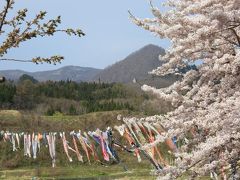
[0,0,11,33]
[128,10,138,21]
[219,34,239,47]
[230,28,240,46]
[0,55,64,65]
[0,58,32,62]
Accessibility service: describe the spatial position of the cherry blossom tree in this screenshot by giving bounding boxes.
[0,0,84,65]
[126,0,240,179]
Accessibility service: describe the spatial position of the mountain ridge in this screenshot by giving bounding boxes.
[93,44,166,83]
[0,44,178,87]
[92,44,178,88]
[0,66,102,82]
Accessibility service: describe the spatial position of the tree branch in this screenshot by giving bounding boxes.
[230,28,240,47]
[128,10,138,22]
[0,58,32,62]
[219,34,239,47]
[0,55,64,64]
[0,0,11,33]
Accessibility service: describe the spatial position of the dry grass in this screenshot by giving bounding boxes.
[0,110,21,117]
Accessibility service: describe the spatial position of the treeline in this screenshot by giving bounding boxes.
[0,75,145,115]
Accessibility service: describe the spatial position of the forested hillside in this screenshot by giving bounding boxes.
[93,44,167,84]
[0,75,171,116]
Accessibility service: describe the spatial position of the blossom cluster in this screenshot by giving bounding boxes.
[127,0,240,178]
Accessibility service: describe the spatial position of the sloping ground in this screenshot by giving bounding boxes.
[0,110,138,131]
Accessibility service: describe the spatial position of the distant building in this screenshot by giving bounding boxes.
[133,78,137,84]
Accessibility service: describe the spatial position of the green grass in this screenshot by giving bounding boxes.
[0,162,155,180]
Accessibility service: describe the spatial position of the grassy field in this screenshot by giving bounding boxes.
[0,163,155,180]
[0,110,144,132]
[0,110,213,180]
[0,110,157,179]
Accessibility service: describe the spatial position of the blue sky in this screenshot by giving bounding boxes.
[0,0,169,72]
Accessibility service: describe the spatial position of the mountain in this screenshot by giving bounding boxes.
[0,44,180,86]
[0,66,101,82]
[93,44,179,88]
[30,66,101,82]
